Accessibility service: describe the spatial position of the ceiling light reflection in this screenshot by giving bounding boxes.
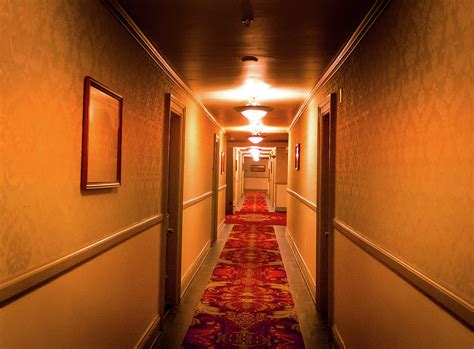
[202,79,307,102]
[225,124,288,133]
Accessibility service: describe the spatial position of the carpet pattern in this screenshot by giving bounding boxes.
[238,192,269,213]
[225,192,287,226]
[182,192,303,348]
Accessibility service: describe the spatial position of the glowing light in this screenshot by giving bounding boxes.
[241,108,268,121]
[249,147,260,161]
[248,135,264,144]
[202,78,307,102]
[234,96,273,122]
[225,124,288,134]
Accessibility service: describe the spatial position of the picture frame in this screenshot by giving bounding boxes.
[220,151,225,174]
[251,165,266,172]
[81,76,123,190]
[295,143,300,170]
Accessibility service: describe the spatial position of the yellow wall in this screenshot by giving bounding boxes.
[288,0,473,345]
[0,225,161,348]
[0,0,225,346]
[218,188,226,228]
[181,102,225,280]
[275,147,288,209]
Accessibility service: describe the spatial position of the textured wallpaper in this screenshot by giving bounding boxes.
[0,0,221,282]
[290,0,473,303]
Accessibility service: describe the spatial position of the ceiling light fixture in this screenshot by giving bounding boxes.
[248,132,264,144]
[234,97,273,122]
[249,147,260,161]
[241,55,258,62]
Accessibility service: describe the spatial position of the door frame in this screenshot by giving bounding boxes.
[210,134,220,244]
[316,93,337,319]
[160,93,186,310]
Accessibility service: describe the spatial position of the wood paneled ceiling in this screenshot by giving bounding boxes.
[119,0,374,138]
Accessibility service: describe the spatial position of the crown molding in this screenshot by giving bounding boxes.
[102,0,224,133]
[289,0,390,132]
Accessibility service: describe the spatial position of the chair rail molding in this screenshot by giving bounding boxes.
[0,213,164,304]
[333,219,474,328]
[183,191,213,209]
[287,188,317,211]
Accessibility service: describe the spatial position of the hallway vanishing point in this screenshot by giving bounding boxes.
[1,1,472,348]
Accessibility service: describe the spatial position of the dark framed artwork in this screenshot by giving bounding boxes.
[295,143,300,170]
[251,165,266,172]
[220,151,225,174]
[81,76,123,190]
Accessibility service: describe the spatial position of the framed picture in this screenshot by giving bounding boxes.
[220,151,225,174]
[295,143,300,170]
[251,165,266,172]
[81,76,123,190]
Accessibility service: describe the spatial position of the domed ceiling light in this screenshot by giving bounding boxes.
[234,97,273,122]
[248,132,264,144]
[249,147,260,161]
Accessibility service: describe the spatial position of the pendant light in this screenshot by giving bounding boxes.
[234,97,273,122]
[248,133,264,144]
[249,148,260,161]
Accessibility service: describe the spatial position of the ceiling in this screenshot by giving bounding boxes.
[119,0,374,141]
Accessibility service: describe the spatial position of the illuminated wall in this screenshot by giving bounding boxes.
[0,0,225,347]
[288,0,473,346]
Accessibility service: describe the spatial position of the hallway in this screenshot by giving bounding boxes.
[1,0,473,348]
[159,192,328,348]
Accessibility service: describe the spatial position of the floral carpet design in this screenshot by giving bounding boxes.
[182,192,303,348]
[225,192,287,226]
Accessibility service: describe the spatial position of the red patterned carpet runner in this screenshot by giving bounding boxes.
[225,192,287,226]
[182,192,303,348]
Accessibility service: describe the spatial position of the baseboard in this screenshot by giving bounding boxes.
[217,218,226,238]
[180,240,211,298]
[285,228,316,303]
[275,207,287,212]
[331,324,346,349]
[136,315,161,349]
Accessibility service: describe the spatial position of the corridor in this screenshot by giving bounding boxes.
[160,192,328,348]
[0,0,473,348]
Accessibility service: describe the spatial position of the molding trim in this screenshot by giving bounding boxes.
[218,184,227,192]
[288,0,390,131]
[217,218,226,238]
[275,182,288,185]
[331,325,346,349]
[285,228,316,303]
[183,191,213,209]
[287,188,317,211]
[136,315,161,349]
[0,214,164,304]
[333,219,474,328]
[102,0,224,132]
[275,207,287,212]
[181,240,211,298]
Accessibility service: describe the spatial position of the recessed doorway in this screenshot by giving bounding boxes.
[162,94,186,310]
